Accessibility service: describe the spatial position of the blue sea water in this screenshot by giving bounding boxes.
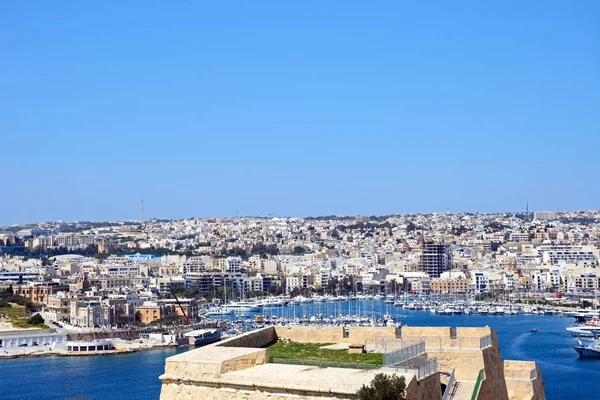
[0,301,597,400]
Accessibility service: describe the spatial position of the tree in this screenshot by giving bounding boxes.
[293,246,307,255]
[27,314,45,325]
[357,373,406,400]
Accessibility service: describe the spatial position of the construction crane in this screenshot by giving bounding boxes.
[169,279,191,325]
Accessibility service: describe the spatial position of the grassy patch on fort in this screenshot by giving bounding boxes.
[268,341,383,365]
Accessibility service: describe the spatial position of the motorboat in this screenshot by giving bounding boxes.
[566,318,600,337]
[574,338,600,357]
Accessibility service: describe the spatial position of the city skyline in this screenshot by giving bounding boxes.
[1,206,597,227]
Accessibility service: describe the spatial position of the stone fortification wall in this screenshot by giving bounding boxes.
[159,326,543,400]
[504,360,545,400]
[401,326,510,400]
[219,326,277,348]
[477,340,509,400]
[274,326,397,344]
[160,327,440,400]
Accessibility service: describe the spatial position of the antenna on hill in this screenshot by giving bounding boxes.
[141,199,144,222]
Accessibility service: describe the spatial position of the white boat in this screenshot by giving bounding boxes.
[574,338,600,357]
[223,301,262,312]
[262,297,286,307]
[183,329,222,346]
[207,308,233,316]
[493,306,505,315]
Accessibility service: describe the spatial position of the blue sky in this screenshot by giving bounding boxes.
[1,1,599,225]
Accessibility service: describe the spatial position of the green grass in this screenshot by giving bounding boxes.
[268,341,383,365]
[0,304,49,329]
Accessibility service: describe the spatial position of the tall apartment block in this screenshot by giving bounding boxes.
[419,241,452,278]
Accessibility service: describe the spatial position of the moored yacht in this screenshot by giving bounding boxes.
[574,338,600,357]
[223,301,262,312]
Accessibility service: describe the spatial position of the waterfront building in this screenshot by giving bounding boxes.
[0,329,66,348]
[430,276,471,294]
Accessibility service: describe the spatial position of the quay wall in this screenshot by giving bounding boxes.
[67,321,223,342]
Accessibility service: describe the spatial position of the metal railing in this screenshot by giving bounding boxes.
[442,369,456,400]
[531,369,537,380]
[417,357,438,380]
[471,369,485,400]
[384,341,426,366]
[366,336,387,350]
[479,335,492,349]
[383,357,438,381]
[269,357,380,370]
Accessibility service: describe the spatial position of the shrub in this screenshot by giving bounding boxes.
[357,373,406,400]
[27,314,45,325]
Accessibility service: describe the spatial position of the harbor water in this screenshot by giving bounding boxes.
[0,300,597,400]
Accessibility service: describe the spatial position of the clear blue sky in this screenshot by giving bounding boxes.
[1,1,599,225]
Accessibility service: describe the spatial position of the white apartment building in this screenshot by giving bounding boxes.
[284,275,301,294]
[100,264,139,276]
[534,211,558,221]
[509,232,530,242]
[502,273,515,290]
[244,275,264,292]
[183,257,208,274]
[565,273,600,293]
[471,270,489,293]
[537,245,598,267]
[218,257,242,273]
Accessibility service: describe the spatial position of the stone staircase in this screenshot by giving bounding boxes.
[449,380,475,400]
